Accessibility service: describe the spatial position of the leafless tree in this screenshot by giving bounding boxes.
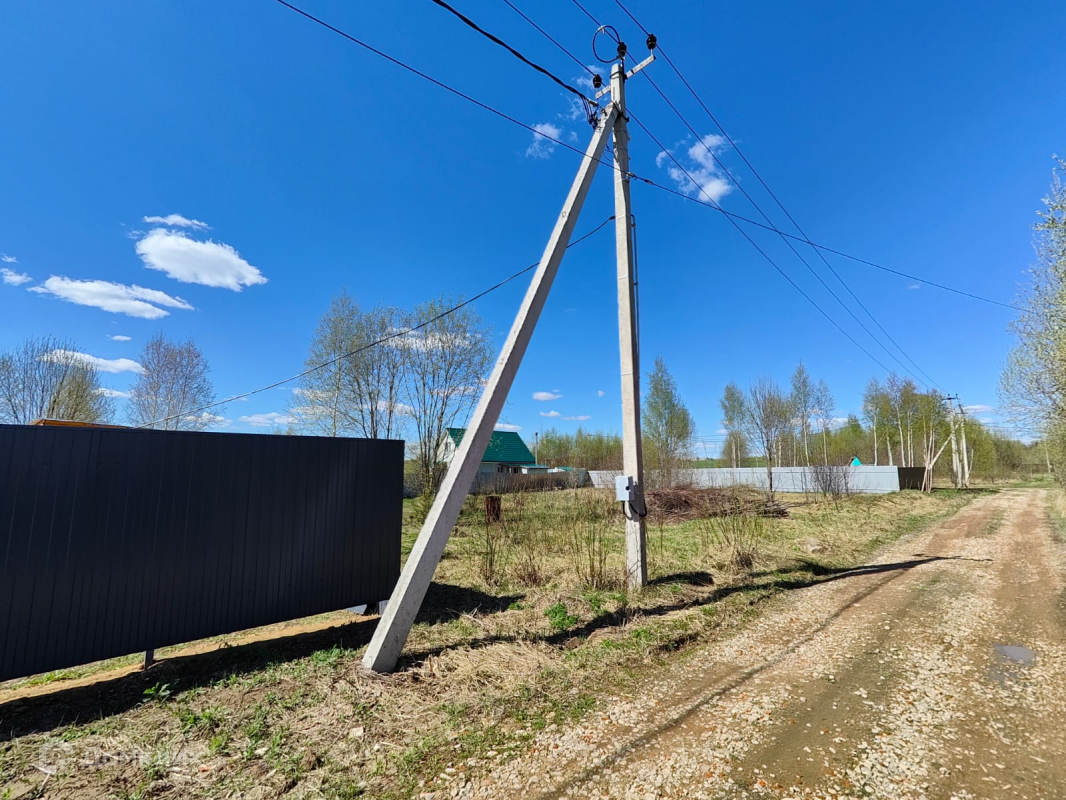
[790,363,815,466]
[400,296,491,493]
[812,379,836,465]
[128,333,217,430]
[740,377,793,496]
[294,292,406,439]
[0,337,115,424]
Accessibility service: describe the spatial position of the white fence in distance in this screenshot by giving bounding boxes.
[588,466,903,495]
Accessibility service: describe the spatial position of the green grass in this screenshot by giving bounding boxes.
[1,487,980,800]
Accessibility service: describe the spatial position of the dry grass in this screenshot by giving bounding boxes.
[0,487,977,800]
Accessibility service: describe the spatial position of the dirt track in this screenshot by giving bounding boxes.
[472,489,1066,800]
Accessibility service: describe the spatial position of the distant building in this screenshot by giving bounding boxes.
[441,427,548,474]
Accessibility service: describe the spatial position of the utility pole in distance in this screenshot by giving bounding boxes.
[609,59,647,588]
[956,398,971,488]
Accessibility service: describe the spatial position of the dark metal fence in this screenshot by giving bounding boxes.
[0,424,403,681]
[897,467,926,490]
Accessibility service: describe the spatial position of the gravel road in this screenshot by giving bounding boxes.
[468,489,1066,800]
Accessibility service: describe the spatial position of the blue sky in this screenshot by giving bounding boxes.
[1,1,1062,453]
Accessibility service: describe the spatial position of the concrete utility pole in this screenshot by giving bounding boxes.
[610,61,647,588]
[957,399,971,488]
[946,396,961,489]
[362,36,657,673]
[362,107,619,674]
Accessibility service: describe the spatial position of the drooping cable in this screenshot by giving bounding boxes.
[139,216,616,429]
[629,110,932,389]
[638,71,941,389]
[272,0,1017,312]
[624,112,898,377]
[427,0,598,124]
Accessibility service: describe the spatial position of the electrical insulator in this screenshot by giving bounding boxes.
[646,34,657,51]
[592,73,602,89]
[617,41,627,60]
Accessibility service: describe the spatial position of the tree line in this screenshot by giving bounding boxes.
[1000,156,1066,481]
[291,290,491,492]
[0,334,216,430]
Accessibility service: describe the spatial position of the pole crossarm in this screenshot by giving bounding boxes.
[362,104,619,673]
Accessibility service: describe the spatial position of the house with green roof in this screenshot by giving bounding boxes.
[441,427,547,475]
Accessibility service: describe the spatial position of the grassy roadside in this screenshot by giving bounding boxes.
[0,488,977,800]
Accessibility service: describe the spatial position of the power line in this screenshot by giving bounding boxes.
[609,0,1018,315]
[636,72,941,391]
[139,216,616,429]
[501,0,596,78]
[624,110,899,379]
[427,0,596,123]
[273,0,1017,313]
[570,0,602,27]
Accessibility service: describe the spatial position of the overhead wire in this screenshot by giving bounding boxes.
[623,110,898,378]
[272,0,1017,314]
[628,109,932,389]
[427,0,597,124]
[139,216,616,429]
[636,71,941,390]
[609,0,1015,319]
[501,0,596,78]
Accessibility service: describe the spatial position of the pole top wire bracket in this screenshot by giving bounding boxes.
[593,28,657,101]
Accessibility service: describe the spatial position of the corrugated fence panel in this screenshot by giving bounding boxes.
[0,425,403,682]
[588,467,904,494]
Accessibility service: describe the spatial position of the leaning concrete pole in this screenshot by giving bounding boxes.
[610,62,648,588]
[363,106,618,673]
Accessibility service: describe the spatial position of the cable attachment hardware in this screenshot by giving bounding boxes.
[592,25,625,64]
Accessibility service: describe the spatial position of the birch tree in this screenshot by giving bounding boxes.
[1000,156,1066,474]
[128,333,216,430]
[401,296,492,493]
[813,379,836,465]
[719,381,748,468]
[790,363,815,466]
[0,337,115,424]
[741,377,792,496]
[294,293,407,439]
[643,356,695,488]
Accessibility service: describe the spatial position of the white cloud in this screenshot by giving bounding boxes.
[187,411,231,428]
[95,388,131,398]
[30,276,193,319]
[239,411,296,428]
[495,423,522,432]
[561,414,591,421]
[136,228,266,290]
[907,283,921,290]
[539,410,561,418]
[142,214,210,230]
[108,334,132,342]
[1,267,31,286]
[597,390,605,398]
[42,349,143,374]
[716,428,728,435]
[657,133,733,204]
[533,391,563,401]
[964,404,994,414]
[979,417,995,424]
[526,122,563,159]
[1,254,17,263]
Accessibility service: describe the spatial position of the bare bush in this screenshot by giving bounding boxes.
[810,464,853,505]
[696,505,767,573]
